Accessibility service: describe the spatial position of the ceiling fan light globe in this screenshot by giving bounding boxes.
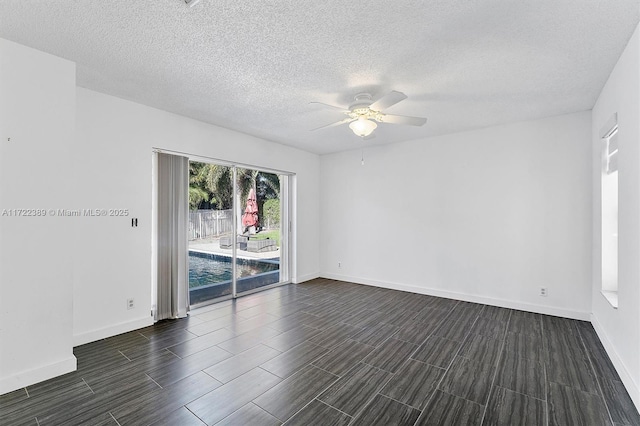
[349,118,377,137]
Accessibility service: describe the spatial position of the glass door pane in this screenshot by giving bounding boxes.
[187,160,290,307]
[235,168,282,295]
[188,161,234,305]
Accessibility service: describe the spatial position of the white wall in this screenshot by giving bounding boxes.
[0,38,320,394]
[73,88,321,345]
[591,23,640,410]
[0,39,77,393]
[321,111,593,319]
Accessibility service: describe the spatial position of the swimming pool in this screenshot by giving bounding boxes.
[189,251,280,304]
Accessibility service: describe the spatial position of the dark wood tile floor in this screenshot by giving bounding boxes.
[2,278,639,425]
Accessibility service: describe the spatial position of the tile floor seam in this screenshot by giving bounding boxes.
[118,350,132,362]
[313,398,354,421]
[405,357,447,371]
[81,378,95,395]
[145,373,163,389]
[345,330,439,425]
[211,402,260,425]
[547,377,603,396]
[162,347,183,360]
[109,411,122,425]
[478,308,512,426]
[410,306,483,426]
[408,304,482,426]
[370,304,464,422]
[540,314,549,426]
[312,364,343,378]
[544,362,549,426]
[405,307,459,358]
[429,388,485,406]
[376,392,423,411]
[491,384,547,402]
[239,368,315,423]
[200,367,224,386]
[257,368,343,423]
[165,347,183,359]
[574,322,616,426]
[185,404,208,425]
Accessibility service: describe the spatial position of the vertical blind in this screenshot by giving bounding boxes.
[156,152,189,320]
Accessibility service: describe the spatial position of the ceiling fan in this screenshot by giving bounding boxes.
[311,91,427,138]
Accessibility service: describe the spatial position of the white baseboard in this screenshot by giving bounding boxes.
[591,314,640,412]
[321,273,591,321]
[73,316,154,346]
[0,355,77,395]
[293,272,320,284]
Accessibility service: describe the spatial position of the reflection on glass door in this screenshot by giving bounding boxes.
[187,160,290,306]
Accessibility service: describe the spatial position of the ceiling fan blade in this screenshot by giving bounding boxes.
[310,117,354,131]
[369,90,407,111]
[379,114,427,126]
[309,101,350,113]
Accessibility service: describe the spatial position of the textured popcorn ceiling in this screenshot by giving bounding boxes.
[0,1,638,154]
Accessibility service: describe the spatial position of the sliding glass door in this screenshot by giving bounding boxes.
[235,167,287,296]
[187,160,290,306]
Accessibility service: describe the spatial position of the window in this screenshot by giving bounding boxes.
[601,119,618,308]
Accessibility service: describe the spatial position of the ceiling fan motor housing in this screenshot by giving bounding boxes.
[348,93,384,121]
[349,93,373,111]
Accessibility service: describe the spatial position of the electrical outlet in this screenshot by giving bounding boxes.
[539,287,548,297]
[338,261,342,268]
[127,298,135,309]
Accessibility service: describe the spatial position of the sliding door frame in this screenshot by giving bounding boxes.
[154,148,294,307]
[231,166,239,298]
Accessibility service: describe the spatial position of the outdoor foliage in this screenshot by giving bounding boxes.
[263,198,280,229]
[189,162,212,210]
[188,186,209,210]
[189,162,280,214]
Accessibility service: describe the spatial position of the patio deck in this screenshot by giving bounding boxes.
[189,236,279,261]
